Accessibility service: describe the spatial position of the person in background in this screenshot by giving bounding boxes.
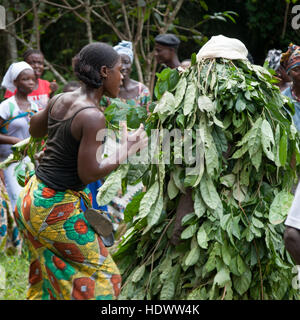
[281,44,300,131]
[0,61,38,253]
[281,44,300,287]
[14,42,148,300]
[4,49,58,110]
[0,176,21,254]
[101,40,151,112]
[63,80,81,93]
[154,33,181,69]
[284,183,300,287]
[0,61,39,209]
[265,48,291,92]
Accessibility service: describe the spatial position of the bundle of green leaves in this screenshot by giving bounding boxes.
[0,137,44,187]
[97,56,300,300]
[104,98,151,131]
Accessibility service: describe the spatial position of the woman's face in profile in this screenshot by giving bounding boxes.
[104,58,123,98]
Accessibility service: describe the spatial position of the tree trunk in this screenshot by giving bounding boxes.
[84,0,93,43]
[281,0,290,39]
[4,0,18,63]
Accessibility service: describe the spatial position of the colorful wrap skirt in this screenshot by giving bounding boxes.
[14,175,121,300]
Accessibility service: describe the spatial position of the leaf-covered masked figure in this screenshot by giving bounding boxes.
[109,35,300,300]
[14,42,148,300]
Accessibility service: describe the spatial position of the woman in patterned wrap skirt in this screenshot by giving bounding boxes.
[14,42,148,300]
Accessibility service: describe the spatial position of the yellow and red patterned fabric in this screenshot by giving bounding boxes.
[14,175,121,300]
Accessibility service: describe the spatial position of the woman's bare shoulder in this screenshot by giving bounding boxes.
[70,105,104,141]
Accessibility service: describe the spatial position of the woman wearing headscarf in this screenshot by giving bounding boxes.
[0,61,38,254]
[4,49,58,110]
[101,40,151,112]
[283,44,300,285]
[281,43,300,131]
[265,48,291,92]
[0,62,39,210]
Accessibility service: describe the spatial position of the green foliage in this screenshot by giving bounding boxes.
[0,246,29,300]
[0,137,45,186]
[98,56,300,300]
[104,99,148,130]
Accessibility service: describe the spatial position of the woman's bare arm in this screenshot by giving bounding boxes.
[29,94,62,138]
[76,109,147,184]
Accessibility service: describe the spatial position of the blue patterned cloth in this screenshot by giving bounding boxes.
[80,180,108,212]
[282,87,300,131]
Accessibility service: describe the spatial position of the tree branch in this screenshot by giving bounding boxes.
[121,0,132,40]
[61,0,88,23]
[42,9,68,32]
[3,28,67,84]
[32,1,40,50]
[134,5,145,45]
[39,0,83,11]
[76,0,93,43]
[91,7,125,40]
[162,0,184,33]
[5,7,33,29]
[281,0,290,39]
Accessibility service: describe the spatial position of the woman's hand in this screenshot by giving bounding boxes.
[77,109,148,184]
[50,80,59,94]
[118,122,148,162]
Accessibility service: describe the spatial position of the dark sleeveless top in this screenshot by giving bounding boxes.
[36,96,97,191]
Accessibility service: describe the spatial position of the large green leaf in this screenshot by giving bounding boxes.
[261,119,275,161]
[174,76,187,109]
[138,181,159,219]
[233,268,251,296]
[200,174,221,210]
[96,166,126,206]
[269,191,294,225]
[183,80,197,116]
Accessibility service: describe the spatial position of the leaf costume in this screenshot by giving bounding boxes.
[99,36,300,299]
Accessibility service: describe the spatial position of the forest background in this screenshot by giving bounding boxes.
[0,0,300,96]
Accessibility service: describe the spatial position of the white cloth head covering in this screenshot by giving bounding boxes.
[113,40,134,63]
[1,61,33,92]
[196,35,248,61]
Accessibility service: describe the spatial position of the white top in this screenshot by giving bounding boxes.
[0,96,38,161]
[285,182,300,230]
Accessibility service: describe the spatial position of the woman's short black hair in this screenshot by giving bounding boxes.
[23,49,44,61]
[73,42,120,89]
